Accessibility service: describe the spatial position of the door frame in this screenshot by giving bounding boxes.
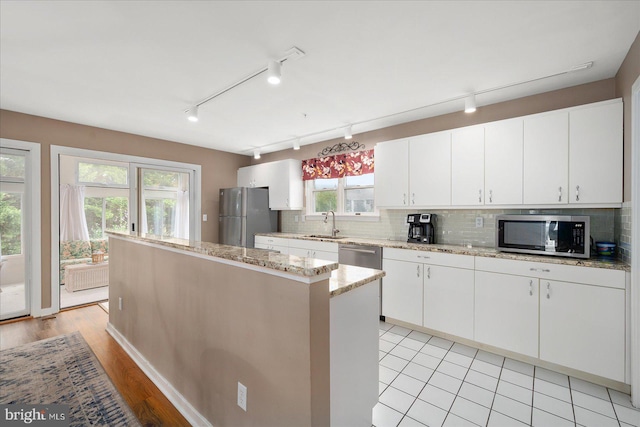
[631,75,640,407]
[0,138,41,318]
[50,145,201,315]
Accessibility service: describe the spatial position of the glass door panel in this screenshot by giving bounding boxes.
[0,148,30,320]
[135,166,193,240]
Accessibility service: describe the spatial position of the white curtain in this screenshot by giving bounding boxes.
[60,184,90,241]
[174,189,189,239]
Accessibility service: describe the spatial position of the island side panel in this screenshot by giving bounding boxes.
[108,237,330,427]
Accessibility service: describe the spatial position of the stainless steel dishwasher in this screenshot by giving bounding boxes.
[338,244,383,318]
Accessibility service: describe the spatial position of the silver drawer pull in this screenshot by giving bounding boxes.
[341,248,377,254]
[529,267,551,273]
[417,255,430,259]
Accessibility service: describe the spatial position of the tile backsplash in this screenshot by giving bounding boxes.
[280,208,618,249]
[614,202,631,264]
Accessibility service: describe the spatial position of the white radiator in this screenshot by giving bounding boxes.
[65,263,109,292]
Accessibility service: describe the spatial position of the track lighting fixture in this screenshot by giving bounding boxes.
[186,106,199,122]
[267,60,282,85]
[344,125,353,140]
[293,139,301,150]
[464,94,477,113]
[254,150,261,159]
[185,47,305,122]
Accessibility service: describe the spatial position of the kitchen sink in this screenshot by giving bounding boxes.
[304,234,346,240]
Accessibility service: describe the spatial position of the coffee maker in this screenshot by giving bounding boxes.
[407,213,436,244]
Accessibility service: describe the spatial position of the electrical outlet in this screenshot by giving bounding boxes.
[202,214,208,222]
[237,382,247,411]
[118,297,123,310]
[475,217,484,228]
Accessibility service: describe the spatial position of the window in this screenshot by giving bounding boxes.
[84,197,129,239]
[1,152,26,256]
[78,161,128,187]
[0,192,23,255]
[141,169,189,239]
[306,173,376,216]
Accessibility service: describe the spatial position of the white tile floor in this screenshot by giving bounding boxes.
[375,322,640,427]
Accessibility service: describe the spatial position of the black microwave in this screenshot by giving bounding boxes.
[496,215,590,259]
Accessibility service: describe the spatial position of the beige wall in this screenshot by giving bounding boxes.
[616,31,640,201]
[0,110,251,309]
[109,237,330,426]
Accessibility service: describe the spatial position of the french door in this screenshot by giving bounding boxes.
[0,147,31,320]
[130,164,195,240]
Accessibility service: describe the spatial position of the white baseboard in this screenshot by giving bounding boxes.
[106,323,211,427]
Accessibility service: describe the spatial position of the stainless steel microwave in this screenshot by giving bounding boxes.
[496,215,590,259]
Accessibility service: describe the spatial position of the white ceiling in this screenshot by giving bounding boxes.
[1,1,638,157]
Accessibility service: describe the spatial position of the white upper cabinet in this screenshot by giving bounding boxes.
[237,159,303,210]
[523,111,569,204]
[409,132,452,207]
[452,126,484,206]
[484,119,523,205]
[569,101,623,205]
[375,139,409,208]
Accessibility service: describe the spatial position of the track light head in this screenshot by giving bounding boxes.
[186,106,199,122]
[253,150,261,159]
[267,60,281,85]
[344,125,353,140]
[464,94,477,113]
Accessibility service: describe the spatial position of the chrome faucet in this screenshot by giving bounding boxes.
[323,211,339,237]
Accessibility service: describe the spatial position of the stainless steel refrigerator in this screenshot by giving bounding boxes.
[218,187,277,248]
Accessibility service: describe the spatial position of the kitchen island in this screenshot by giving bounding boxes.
[106,232,383,427]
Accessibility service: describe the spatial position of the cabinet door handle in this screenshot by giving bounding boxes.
[403,193,407,205]
[478,189,482,203]
[417,265,420,278]
[558,186,562,202]
[427,266,431,279]
[529,280,533,296]
[575,185,580,202]
[412,193,415,205]
[489,190,493,203]
[546,282,551,299]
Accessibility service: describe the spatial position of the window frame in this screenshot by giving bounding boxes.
[305,173,378,218]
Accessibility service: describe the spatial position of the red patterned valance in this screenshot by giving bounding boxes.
[302,149,374,181]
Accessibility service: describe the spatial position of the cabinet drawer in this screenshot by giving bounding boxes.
[255,236,289,247]
[384,247,474,269]
[288,239,338,253]
[475,257,625,289]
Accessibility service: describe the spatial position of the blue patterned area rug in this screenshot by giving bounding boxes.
[0,331,140,426]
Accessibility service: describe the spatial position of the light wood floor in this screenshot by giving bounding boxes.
[0,304,191,427]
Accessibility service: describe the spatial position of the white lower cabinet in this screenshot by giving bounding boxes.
[383,248,474,334]
[539,279,625,382]
[474,271,539,358]
[424,265,474,339]
[382,258,423,326]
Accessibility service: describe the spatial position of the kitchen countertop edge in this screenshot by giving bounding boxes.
[257,233,630,272]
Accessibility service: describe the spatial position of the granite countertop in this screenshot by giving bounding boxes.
[257,233,630,272]
[107,231,338,278]
[330,265,385,297]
